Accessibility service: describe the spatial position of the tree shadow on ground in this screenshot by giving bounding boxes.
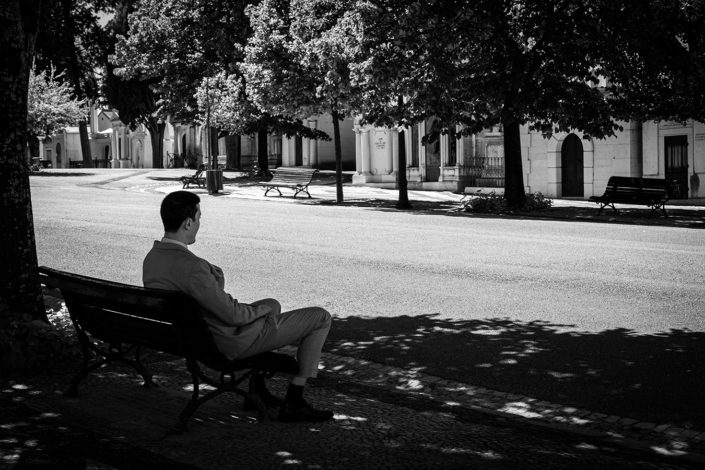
[304,199,705,227]
[325,314,705,430]
[29,172,96,177]
[2,364,694,469]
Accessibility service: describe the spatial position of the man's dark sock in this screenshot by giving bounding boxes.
[285,384,305,404]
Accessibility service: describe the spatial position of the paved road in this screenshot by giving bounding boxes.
[30,170,705,332]
[29,169,705,429]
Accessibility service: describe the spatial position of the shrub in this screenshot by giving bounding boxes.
[462,192,507,213]
[462,191,552,214]
[521,192,553,211]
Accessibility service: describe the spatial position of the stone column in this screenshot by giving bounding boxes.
[282,135,291,166]
[111,128,119,168]
[355,128,362,174]
[303,135,310,167]
[387,129,394,174]
[308,119,318,167]
[439,132,447,181]
[361,128,370,175]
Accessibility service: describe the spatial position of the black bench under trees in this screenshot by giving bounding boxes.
[588,176,671,217]
[258,167,319,198]
[38,266,297,432]
[180,164,206,189]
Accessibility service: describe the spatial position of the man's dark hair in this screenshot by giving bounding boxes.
[160,191,200,232]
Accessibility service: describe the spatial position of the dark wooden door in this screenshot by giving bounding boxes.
[295,135,303,166]
[561,134,584,197]
[665,135,689,199]
[424,118,440,182]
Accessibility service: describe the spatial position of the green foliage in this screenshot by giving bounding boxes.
[462,192,552,214]
[112,0,250,122]
[243,0,363,202]
[243,0,360,120]
[27,65,87,140]
[602,0,705,123]
[34,0,107,102]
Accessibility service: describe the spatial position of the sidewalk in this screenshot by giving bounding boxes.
[2,293,704,469]
[32,167,705,228]
[140,169,705,228]
[3,343,703,469]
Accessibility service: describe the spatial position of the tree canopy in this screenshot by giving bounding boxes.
[602,0,705,124]
[243,0,362,202]
[343,1,620,206]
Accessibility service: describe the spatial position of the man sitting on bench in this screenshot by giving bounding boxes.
[143,191,334,422]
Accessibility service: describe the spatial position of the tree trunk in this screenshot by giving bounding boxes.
[395,96,411,209]
[0,0,48,322]
[502,111,525,208]
[225,134,240,169]
[257,129,269,175]
[209,127,219,170]
[332,109,344,203]
[78,120,93,167]
[146,118,165,169]
[396,127,412,209]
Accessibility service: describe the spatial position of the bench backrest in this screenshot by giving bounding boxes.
[270,167,319,185]
[604,176,668,201]
[38,266,227,368]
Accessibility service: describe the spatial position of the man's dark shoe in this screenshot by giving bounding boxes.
[278,400,334,423]
[243,387,283,411]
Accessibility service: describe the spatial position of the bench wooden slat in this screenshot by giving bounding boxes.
[257,167,319,198]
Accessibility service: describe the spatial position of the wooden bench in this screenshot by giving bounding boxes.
[258,167,319,198]
[180,164,206,189]
[38,266,298,432]
[589,176,670,218]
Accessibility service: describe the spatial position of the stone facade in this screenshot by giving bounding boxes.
[353,119,705,199]
[40,109,356,171]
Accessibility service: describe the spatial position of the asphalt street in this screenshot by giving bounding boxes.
[30,170,704,333]
[23,168,705,465]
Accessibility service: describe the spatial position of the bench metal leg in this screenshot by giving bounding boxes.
[177,359,265,431]
[293,186,312,198]
[596,202,617,215]
[648,203,668,218]
[263,186,282,197]
[64,357,110,397]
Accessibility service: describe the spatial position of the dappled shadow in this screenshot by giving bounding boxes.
[2,370,691,469]
[325,315,705,430]
[305,198,462,215]
[295,194,705,226]
[516,206,705,228]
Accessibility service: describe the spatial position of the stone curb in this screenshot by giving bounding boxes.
[296,347,705,465]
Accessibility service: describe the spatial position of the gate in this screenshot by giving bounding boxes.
[465,143,505,188]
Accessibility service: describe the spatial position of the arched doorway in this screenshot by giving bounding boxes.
[561,134,584,197]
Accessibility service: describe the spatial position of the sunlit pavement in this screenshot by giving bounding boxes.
[7,168,703,468]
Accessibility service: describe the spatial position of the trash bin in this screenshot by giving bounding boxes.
[206,169,223,194]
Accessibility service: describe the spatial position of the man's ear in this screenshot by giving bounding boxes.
[181,217,192,231]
